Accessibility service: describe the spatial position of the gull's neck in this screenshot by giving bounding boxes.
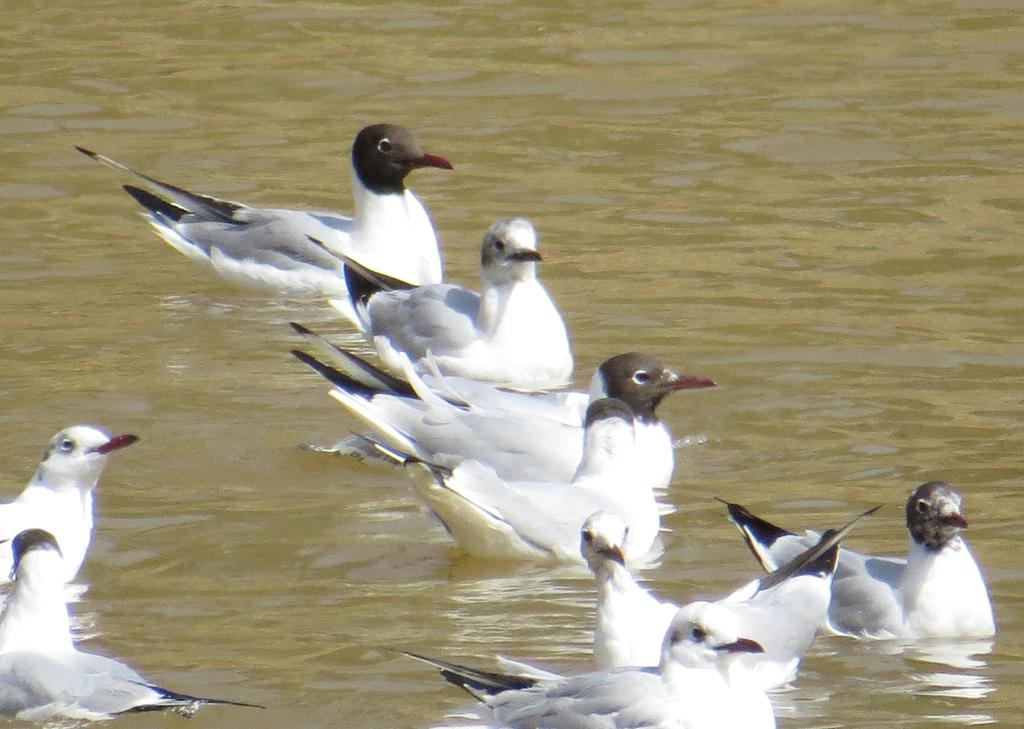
[900,534,995,638]
[475,276,524,337]
[0,555,74,654]
[349,166,441,284]
[573,421,636,482]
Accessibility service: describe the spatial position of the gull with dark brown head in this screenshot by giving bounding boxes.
[0,529,261,721]
[722,481,994,639]
[77,123,451,297]
[291,335,715,487]
[366,398,664,564]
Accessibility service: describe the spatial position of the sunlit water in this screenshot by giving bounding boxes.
[1,2,1021,728]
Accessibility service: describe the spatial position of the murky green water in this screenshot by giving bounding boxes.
[1,2,1021,727]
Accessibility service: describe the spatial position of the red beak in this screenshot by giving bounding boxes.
[412,152,453,170]
[719,637,764,654]
[942,513,968,529]
[668,374,717,391]
[93,434,139,455]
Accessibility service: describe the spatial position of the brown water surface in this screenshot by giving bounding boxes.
[1,2,1022,728]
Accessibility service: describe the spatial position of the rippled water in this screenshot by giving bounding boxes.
[2,2,1022,728]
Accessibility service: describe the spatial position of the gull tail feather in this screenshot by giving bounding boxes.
[119,683,264,715]
[289,322,415,397]
[717,497,795,572]
[756,505,880,592]
[76,146,243,224]
[403,651,539,700]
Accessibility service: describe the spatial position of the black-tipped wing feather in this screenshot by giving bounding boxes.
[403,651,539,699]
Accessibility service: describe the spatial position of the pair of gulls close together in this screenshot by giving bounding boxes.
[0,427,259,719]
[78,125,573,391]
[15,124,992,727]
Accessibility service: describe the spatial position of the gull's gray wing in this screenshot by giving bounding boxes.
[0,651,154,719]
[827,551,905,637]
[367,285,482,358]
[491,668,667,729]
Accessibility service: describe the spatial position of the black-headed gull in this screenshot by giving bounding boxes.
[368,399,664,564]
[580,507,870,689]
[330,217,573,390]
[0,529,261,721]
[1,426,137,583]
[291,331,715,486]
[76,124,451,297]
[724,481,995,639]
[407,601,775,729]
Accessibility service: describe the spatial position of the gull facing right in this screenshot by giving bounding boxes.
[0,425,137,584]
[0,529,261,721]
[724,481,995,639]
[408,601,775,729]
[331,217,573,390]
[291,333,715,485]
[77,123,452,297]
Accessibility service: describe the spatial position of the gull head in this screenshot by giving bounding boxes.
[662,602,764,671]
[589,353,716,422]
[581,511,629,570]
[906,481,968,551]
[36,425,138,491]
[10,528,63,583]
[480,218,542,285]
[351,124,452,195]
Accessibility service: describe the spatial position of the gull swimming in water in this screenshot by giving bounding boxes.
[407,601,775,729]
[330,217,573,390]
[290,335,714,487]
[0,425,137,583]
[0,529,262,721]
[723,481,995,639]
[77,123,452,297]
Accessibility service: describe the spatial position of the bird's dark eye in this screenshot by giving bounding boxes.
[582,531,593,543]
[59,438,74,453]
[916,500,929,513]
[691,626,706,642]
[632,370,650,384]
[377,138,392,153]
[493,238,505,252]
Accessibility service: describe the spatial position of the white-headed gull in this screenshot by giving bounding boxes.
[1,426,137,583]
[76,124,452,297]
[330,217,572,390]
[407,601,775,729]
[0,529,261,721]
[291,330,715,486]
[368,398,664,564]
[723,481,995,639]
[580,507,870,689]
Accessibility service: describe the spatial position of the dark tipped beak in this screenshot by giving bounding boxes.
[599,545,626,566]
[509,249,543,263]
[92,434,140,455]
[941,513,968,529]
[665,373,717,391]
[411,152,453,171]
[718,637,764,654]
